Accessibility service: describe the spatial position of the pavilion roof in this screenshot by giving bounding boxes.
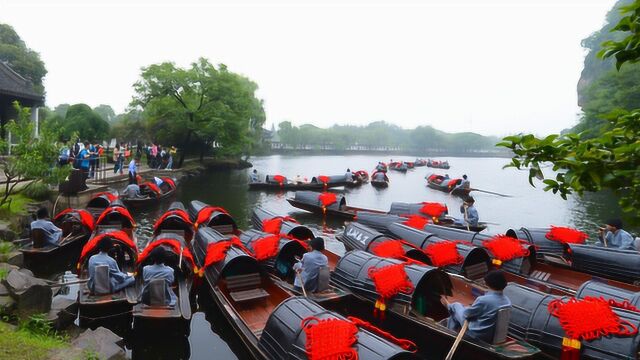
[0,61,44,104]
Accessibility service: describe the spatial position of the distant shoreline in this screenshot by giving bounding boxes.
[261,149,512,158]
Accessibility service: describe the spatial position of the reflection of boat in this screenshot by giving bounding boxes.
[192,227,417,360]
[331,250,540,359]
[132,231,194,331]
[426,174,469,197]
[248,174,356,191]
[121,177,177,209]
[21,208,94,275]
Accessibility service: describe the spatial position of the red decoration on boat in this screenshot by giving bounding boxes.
[78,230,137,268]
[96,206,136,227]
[200,236,252,274]
[317,175,330,190]
[301,316,358,360]
[318,192,337,212]
[368,263,414,319]
[419,202,447,218]
[251,235,281,261]
[348,316,417,352]
[447,179,461,188]
[262,216,298,235]
[371,240,406,260]
[272,175,286,187]
[137,237,197,272]
[54,208,95,232]
[482,235,529,263]
[92,192,117,202]
[162,177,176,189]
[153,209,193,231]
[548,296,638,359]
[545,226,588,244]
[403,215,429,230]
[195,206,229,228]
[424,241,464,267]
[141,182,161,195]
[427,174,438,181]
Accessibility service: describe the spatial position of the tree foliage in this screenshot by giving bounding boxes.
[93,104,116,123]
[500,1,640,222]
[0,24,47,93]
[47,104,110,142]
[0,102,70,209]
[131,58,265,166]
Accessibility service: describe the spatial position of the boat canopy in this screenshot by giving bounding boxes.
[251,207,314,240]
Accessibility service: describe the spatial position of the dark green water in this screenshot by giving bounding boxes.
[83,155,631,359]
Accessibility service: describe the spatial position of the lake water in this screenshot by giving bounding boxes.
[80,155,630,359]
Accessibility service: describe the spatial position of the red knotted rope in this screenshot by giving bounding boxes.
[424,241,464,267]
[199,236,254,275]
[548,296,638,341]
[273,175,286,187]
[368,263,414,318]
[347,316,417,352]
[403,215,429,229]
[609,299,640,313]
[161,177,176,189]
[318,192,337,207]
[54,208,95,232]
[545,226,588,245]
[141,181,161,195]
[419,202,447,218]
[195,206,229,228]
[153,209,193,231]
[251,235,281,261]
[317,175,330,184]
[301,316,358,360]
[371,240,406,260]
[95,206,136,227]
[447,179,461,188]
[261,216,298,235]
[482,235,530,263]
[78,230,137,268]
[137,238,197,273]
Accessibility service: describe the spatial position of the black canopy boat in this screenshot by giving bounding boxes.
[251,206,315,241]
[330,250,540,359]
[417,223,640,295]
[192,227,417,360]
[355,210,487,236]
[85,191,118,218]
[375,162,388,172]
[121,177,177,209]
[504,282,640,360]
[508,226,640,285]
[426,174,469,197]
[188,200,238,235]
[371,171,390,188]
[414,159,427,167]
[249,174,357,191]
[21,208,94,275]
[153,202,195,243]
[132,231,195,332]
[427,159,451,169]
[389,162,408,173]
[403,161,415,169]
[77,227,138,327]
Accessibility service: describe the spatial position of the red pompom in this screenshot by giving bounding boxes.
[546,226,588,244]
[424,241,464,267]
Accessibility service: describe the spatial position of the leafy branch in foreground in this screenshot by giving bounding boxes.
[497,110,640,217]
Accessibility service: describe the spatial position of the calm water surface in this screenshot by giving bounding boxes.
[81,155,630,359]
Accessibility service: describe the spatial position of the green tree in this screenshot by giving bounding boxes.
[132,58,265,167]
[499,0,640,222]
[0,102,70,209]
[110,110,146,143]
[52,104,69,118]
[50,104,109,142]
[0,24,47,93]
[93,104,116,123]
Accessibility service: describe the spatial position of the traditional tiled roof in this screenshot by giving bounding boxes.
[0,61,44,104]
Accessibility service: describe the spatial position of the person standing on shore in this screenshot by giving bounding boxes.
[128,157,138,184]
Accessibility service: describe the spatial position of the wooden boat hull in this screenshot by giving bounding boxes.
[121,188,177,208]
[21,233,89,276]
[427,181,468,197]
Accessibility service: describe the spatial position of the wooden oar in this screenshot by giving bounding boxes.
[178,245,184,269]
[45,278,89,287]
[469,188,512,197]
[296,271,308,298]
[58,233,75,246]
[445,320,469,360]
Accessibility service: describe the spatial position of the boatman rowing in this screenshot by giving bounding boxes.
[454,196,479,228]
[598,218,636,251]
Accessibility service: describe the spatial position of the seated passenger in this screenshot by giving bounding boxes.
[293,237,328,293]
[345,168,354,181]
[454,196,479,227]
[153,176,164,187]
[443,270,511,343]
[88,237,135,294]
[598,218,635,250]
[30,207,63,247]
[122,182,141,198]
[372,171,387,182]
[249,169,260,183]
[141,247,176,306]
[294,174,305,184]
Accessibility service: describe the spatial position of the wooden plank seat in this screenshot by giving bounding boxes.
[225,273,269,303]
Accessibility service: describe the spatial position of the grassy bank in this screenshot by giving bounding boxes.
[0,320,67,360]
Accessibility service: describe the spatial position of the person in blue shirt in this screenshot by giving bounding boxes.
[88,143,97,179]
[30,207,62,247]
[444,270,511,343]
[598,218,636,251]
[88,237,135,294]
[454,196,479,227]
[78,141,91,180]
[293,237,328,293]
[141,247,176,306]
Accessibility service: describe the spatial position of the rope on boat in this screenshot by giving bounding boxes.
[59,308,134,321]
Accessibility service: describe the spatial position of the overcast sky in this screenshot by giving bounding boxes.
[0,0,617,136]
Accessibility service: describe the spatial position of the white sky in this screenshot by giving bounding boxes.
[0,0,617,136]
